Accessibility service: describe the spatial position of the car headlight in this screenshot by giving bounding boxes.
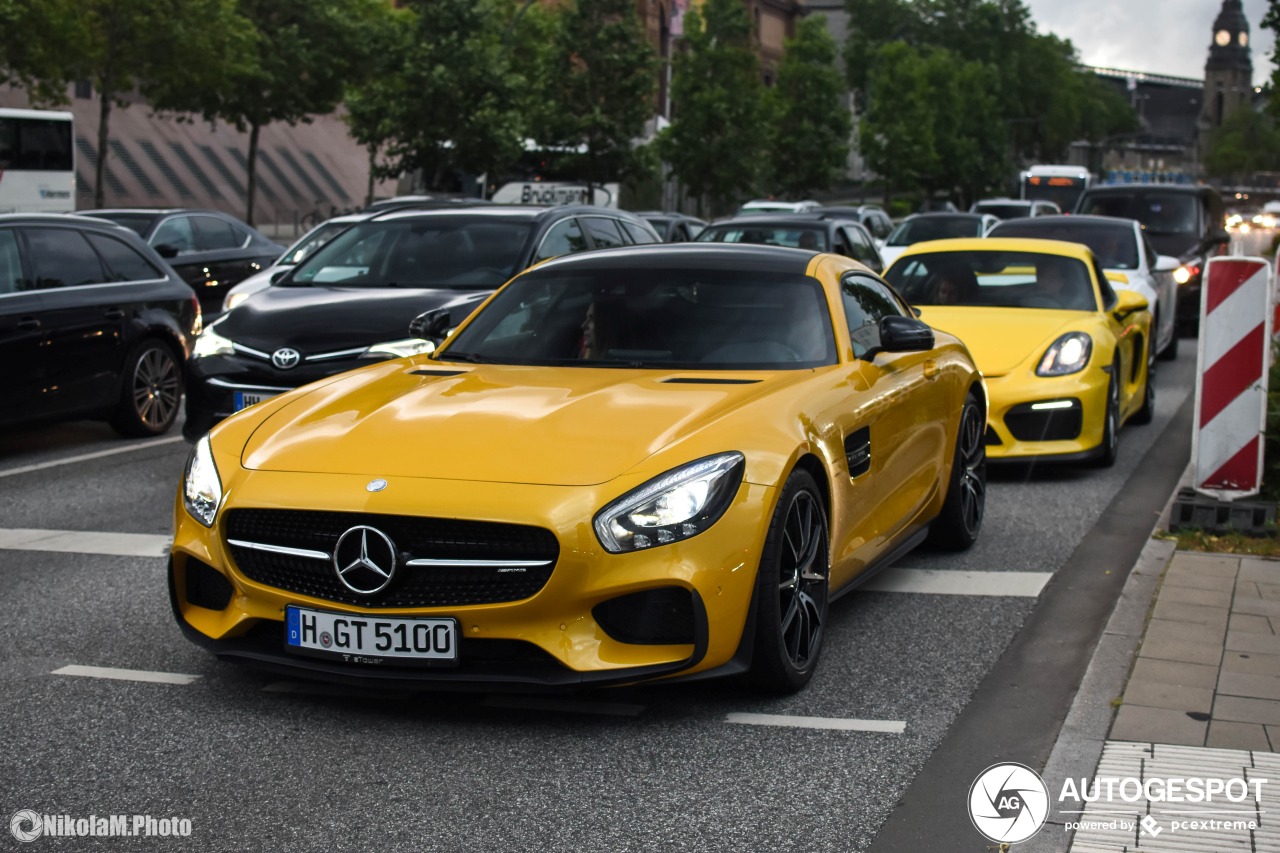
[223,292,249,312]
[362,338,437,359]
[594,452,745,553]
[192,325,235,359]
[183,436,223,527]
[1037,332,1093,377]
[1173,261,1201,285]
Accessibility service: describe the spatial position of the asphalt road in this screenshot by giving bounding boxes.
[0,350,1198,851]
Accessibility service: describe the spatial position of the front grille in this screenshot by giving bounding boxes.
[224,509,558,608]
[594,588,696,645]
[184,557,234,610]
[1004,401,1083,442]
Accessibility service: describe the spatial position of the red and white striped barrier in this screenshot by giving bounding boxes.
[1193,256,1272,500]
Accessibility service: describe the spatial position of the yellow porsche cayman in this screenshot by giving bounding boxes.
[171,244,985,693]
[883,238,1153,466]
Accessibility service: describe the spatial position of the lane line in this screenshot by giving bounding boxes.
[725,712,905,733]
[0,529,170,558]
[0,436,185,479]
[51,664,201,686]
[863,568,1052,597]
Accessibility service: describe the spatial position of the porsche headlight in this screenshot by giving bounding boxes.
[1037,332,1093,377]
[594,452,745,553]
[362,338,436,359]
[183,436,223,527]
[192,325,235,359]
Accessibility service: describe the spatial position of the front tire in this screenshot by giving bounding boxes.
[109,339,183,437]
[747,468,830,693]
[1091,366,1120,468]
[928,392,986,551]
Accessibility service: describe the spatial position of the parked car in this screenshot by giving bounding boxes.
[170,243,986,692]
[183,205,662,440]
[884,237,1152,467]
[880,212,1000,267]
[0,213,200,436]
[812,205,895,241]
[80,208,284,317]
[988,215,1180,361]
[1073,184,1229,335]
[736,198,821,215]
[633,211,707,242]
[970,198,1061,219]
[694,215,884,273]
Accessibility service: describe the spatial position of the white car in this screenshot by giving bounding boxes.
[880,212,999,267]
[987,215,1180,360]
[736,198,821,215]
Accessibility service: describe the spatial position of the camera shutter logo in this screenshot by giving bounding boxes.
[271,347,301,370]
[968,763,1050,844]
[10,810,42,843]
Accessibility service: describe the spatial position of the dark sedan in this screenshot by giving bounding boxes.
[80,208,284,316]
[633,211,707,242]
[694,215,884,273]
[0,213,200,436]
[183,204,661,440]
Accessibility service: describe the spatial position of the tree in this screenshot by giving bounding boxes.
[858,42,938,205]
[0,0,82,104]
[767,16,851,198]
[660,0,767,216]
[1205,108,1280,182]
[534,0,658,202]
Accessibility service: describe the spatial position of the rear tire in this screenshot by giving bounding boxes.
[928,392,986,551]
[109,339,183,437]
[746,468,830,694]
[1132,345,1155,426]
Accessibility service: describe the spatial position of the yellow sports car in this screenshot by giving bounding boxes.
[883,238,1152,466]
[171,244,985,692]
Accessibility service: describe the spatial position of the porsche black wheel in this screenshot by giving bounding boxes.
[109,339,183,437]
[748,468,830,693]
[1132,346,1156,426]
[928,392,986,551]
[1092,366,1120,468]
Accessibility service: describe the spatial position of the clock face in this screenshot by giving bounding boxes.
[1240,31,1249,47]
[1216,29,1231,46]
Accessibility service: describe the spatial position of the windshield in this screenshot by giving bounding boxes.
[886,216,986,246]
[439,267,836,369]
[289,217,534,289]
[696,225,828,251]
[989,222,1138,269]
[884,250,1098,311]
[88,212,155,236]
[973,203,1030,220]
[1079,193,1199,237]
[279,221,353,266]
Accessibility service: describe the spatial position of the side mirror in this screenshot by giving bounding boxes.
[878,315,934,353]
[1112,289,1149,319]
[155,244,179,259]
[1154,255,1180,273]
[270,268,289,285]
[408,307,451,345]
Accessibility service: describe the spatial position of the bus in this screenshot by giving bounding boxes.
[1020,164,1091,212]
[0,108,75,213]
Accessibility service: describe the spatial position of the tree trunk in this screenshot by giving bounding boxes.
[94,80,113,209]
[366,144,376,208]
[245,121,260,226]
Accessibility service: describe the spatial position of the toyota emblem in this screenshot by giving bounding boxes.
[332,526,398,596]
[271,347,302,370]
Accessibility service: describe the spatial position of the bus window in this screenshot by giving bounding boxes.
[0,109,75,214]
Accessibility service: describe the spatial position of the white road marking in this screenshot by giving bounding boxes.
[480,696,647,718]
[725,712,905,733]
[0,529,170,557]
[0,436,185,479]
[864,568,1052,597]
[51,664,201,686]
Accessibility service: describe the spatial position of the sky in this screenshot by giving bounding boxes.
[1024,0,1275,87]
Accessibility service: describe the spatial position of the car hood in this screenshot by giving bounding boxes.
[216,285,492,353]
[242,364,792,486]
[915,307,1091,376]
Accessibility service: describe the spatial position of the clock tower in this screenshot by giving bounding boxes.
[1199,0,1253,155]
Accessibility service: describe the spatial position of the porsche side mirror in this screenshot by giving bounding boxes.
[878,315,934,353]
[1112,289,1149,319]
[409,308,451,344]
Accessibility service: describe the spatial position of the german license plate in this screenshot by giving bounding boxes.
[234,390,277,411]
[285,606,458,663]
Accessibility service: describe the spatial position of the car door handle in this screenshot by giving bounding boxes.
[103,308,125,320]
[17,317,41,331]
[923,360,940,379]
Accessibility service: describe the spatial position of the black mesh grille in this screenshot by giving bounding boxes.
[223,509,558,608]
[184,557,234,611]
[593,588,696,645]
[1004,401,1083,442]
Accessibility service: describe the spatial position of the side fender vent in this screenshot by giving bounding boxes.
[844,427,871,478]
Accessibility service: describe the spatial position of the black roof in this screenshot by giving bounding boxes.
[531,242,816,275]
[702,215,832,229]
[370,204,646,225]
[991,214,1136,231]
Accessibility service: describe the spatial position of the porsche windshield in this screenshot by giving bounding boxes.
[439,267,837,369]
[287,217,533,289]
[885,251,1098,311]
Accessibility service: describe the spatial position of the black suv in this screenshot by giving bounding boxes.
[183,204,661,439]
[0,214,200,436]
[1074,184,1228,334]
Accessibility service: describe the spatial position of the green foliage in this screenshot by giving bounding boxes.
[858,43,937,200]
[660,0,767,216]
[1204,108,1280,182]
[767,16,851,198]
[0,0,81,104]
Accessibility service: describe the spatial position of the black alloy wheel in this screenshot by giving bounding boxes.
[748,469,830,693]
[1092,365,1120,468]
[110,340,183,437]
[928,392,986,550]
[1132,344,1156,426]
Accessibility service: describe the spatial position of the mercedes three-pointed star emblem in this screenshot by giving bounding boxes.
[332,525,398,595]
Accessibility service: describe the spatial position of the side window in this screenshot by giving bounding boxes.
[0,229,23,294]
[193,215,244,251]
[1141,234,1158,270]
[843,226,874,263]
[1093,258,1118,310]
[534,218,587,263]
[618,219,658,245]
[86,233,164,282]
[832,229,853,257]
[583,216,626,249]
[840,273,907,359]
[151,216,197,254]
[23,227,107,289]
